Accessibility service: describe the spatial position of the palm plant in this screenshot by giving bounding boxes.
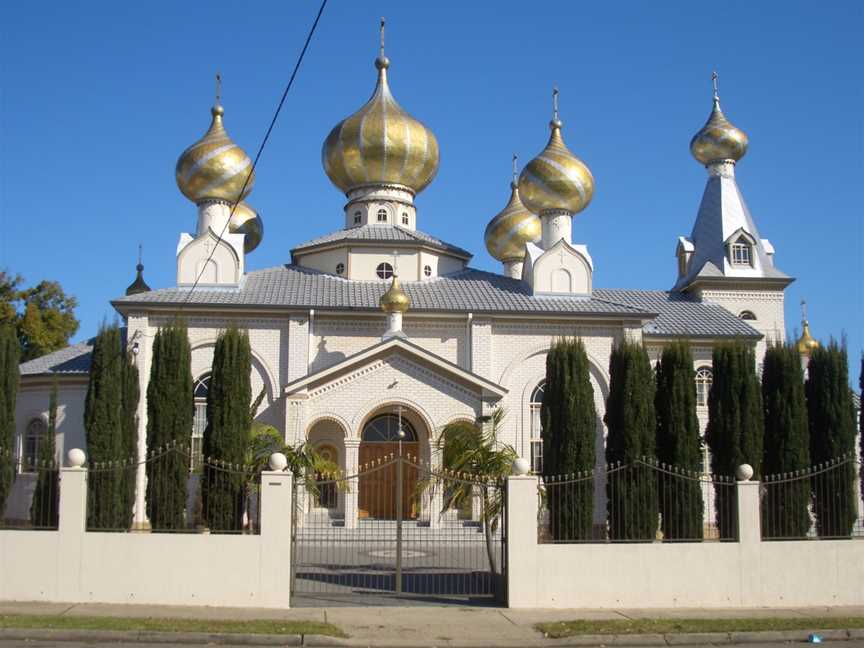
[427,409,516,575]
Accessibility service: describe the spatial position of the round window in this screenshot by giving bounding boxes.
[423,265,432,277]
[336,263,345,275]
[376,262,394,279]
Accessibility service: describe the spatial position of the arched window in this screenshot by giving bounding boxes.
[739,310,757,321]
[695,367,712,408]
[376,208,388,223]
[353,211,362,224]
[376,262,394,280]
[22,418,46,473]
[730,237,752,266]
[192,374,211,470]
[402,213,409,225]
[529,383,545,473]
[362,414,417,442]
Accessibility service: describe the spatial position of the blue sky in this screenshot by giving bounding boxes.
[1,1,861,381]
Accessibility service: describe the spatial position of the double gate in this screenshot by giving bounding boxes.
[290,454,506,606]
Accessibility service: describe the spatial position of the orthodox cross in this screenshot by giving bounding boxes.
[552,87,560,122]
[391,249,399,276]
[711,70,719,101]
[379,17,386,58]
[801,299,808,322]
[512,154,518,185]
[215,72,222,106]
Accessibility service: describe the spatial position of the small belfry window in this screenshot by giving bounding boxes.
[695,367,712,408]
[730,238,752,266]
[739,310,756,321]
[529,382,545,474]
[423,265,432,277]
[376,262,394,279]
[402,213,409,225]
[22,418,46,473]
[353,211,362,224]
[377,208,388,223]
[192,374,211,471]
[335,263,345,275]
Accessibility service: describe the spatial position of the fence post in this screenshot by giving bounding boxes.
[259,459,292,608]
[506,474,538,608]
[57,449,87,601]
[735,464,761,606]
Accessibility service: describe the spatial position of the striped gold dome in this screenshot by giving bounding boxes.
[518,92,594,215]
[322,54,439,195]
[379,275,411,313]
[228,202,264,254]
[796,321,819,356]
[484,181,540,262]
[176,104,255,204]
[690,77,748,166]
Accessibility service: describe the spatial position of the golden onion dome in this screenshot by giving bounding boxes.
[518,89,594,215]
[176,99,255,204]
[690,73,748,166]
[796,321,820,356]
[484,170,541,262]
[228,202,264,254]
[322,25,439,196]
[379,275,411,314]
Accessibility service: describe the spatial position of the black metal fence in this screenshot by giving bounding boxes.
[761,454,863,541]
[538,459,738,543]
[0,448,60,531]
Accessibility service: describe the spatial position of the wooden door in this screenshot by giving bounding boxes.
[358,443,418,520]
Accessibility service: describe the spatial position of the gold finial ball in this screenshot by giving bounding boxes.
[379,276,411,313]
[690,100,749,165]
[228,202,264,254]
[518,123,594,215]
[176,104,255,204]
[484,183,541,262]
[322,57,439,195]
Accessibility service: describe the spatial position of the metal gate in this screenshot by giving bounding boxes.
[290,453,506,606]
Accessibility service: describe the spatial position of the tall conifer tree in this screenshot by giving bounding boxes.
[0,323,19,518]
[146,321,193,530]
[202,326,252,531]
[542,338,596,540]
[760,342,810,537]
[705,340,764,538]
[655,341,703,539]
[805,341,857,536]
[604,338,657,540]
[31,379,59,527]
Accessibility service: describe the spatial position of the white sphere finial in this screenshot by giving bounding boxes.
[67,448,86,468]
[512,457,531,476]
[736,463,754,482]
[268,452,288,472]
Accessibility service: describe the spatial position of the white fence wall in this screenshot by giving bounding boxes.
[0,467,293,608]
[506,476,864,609]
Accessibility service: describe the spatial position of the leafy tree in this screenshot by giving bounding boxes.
[202,326,252,532]
[431,410,516,574]
[542,337,596,541]
[146,321,193,530]
[805,341,857,537]
[705,340,764,539]
[654,341,704,539]
[31,379,59,527]
[0,323,18,518]
[0,271,78,361]
[604,338,657,540]
[760,342,811,538]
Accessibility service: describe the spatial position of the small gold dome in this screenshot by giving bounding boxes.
[379,275,411,313]
[518,90,594,215]
[796,321,820,355]
[484,181,541,262]
[176,104,255,204]
[322,52,439,195]
[690,77,748,166]
[228,202,263,254]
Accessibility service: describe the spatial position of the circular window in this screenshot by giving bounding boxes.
[423,265,432,277]
[376,262,394,279]
[336,263,345,275]
[377,208,388,222]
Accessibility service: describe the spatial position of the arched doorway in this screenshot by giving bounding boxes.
[358,412,419,520]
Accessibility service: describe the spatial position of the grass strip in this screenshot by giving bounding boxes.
[536,617,864,639]
[0,614,347,638]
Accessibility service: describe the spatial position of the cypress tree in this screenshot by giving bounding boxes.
[202,326,252,531]
[146,321,193,530]
[542,337,596,541]
[705,340,764,539]
[0,323,19,518]
[761,342,810,538]
[31,379,59,527]
[655,341,703,539]
[84,323,128,529]
[604,338,657,540]
[805,341,857,537]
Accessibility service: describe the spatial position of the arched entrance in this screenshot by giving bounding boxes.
[358,412,420,520]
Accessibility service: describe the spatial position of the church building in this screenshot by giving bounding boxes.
[14,32,798,527]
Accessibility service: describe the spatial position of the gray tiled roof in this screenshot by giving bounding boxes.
[113,265,760,338]
[291,224,472,259]
[19,337,94,376]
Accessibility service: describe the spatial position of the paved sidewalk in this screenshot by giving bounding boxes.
[1,601,863,647]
